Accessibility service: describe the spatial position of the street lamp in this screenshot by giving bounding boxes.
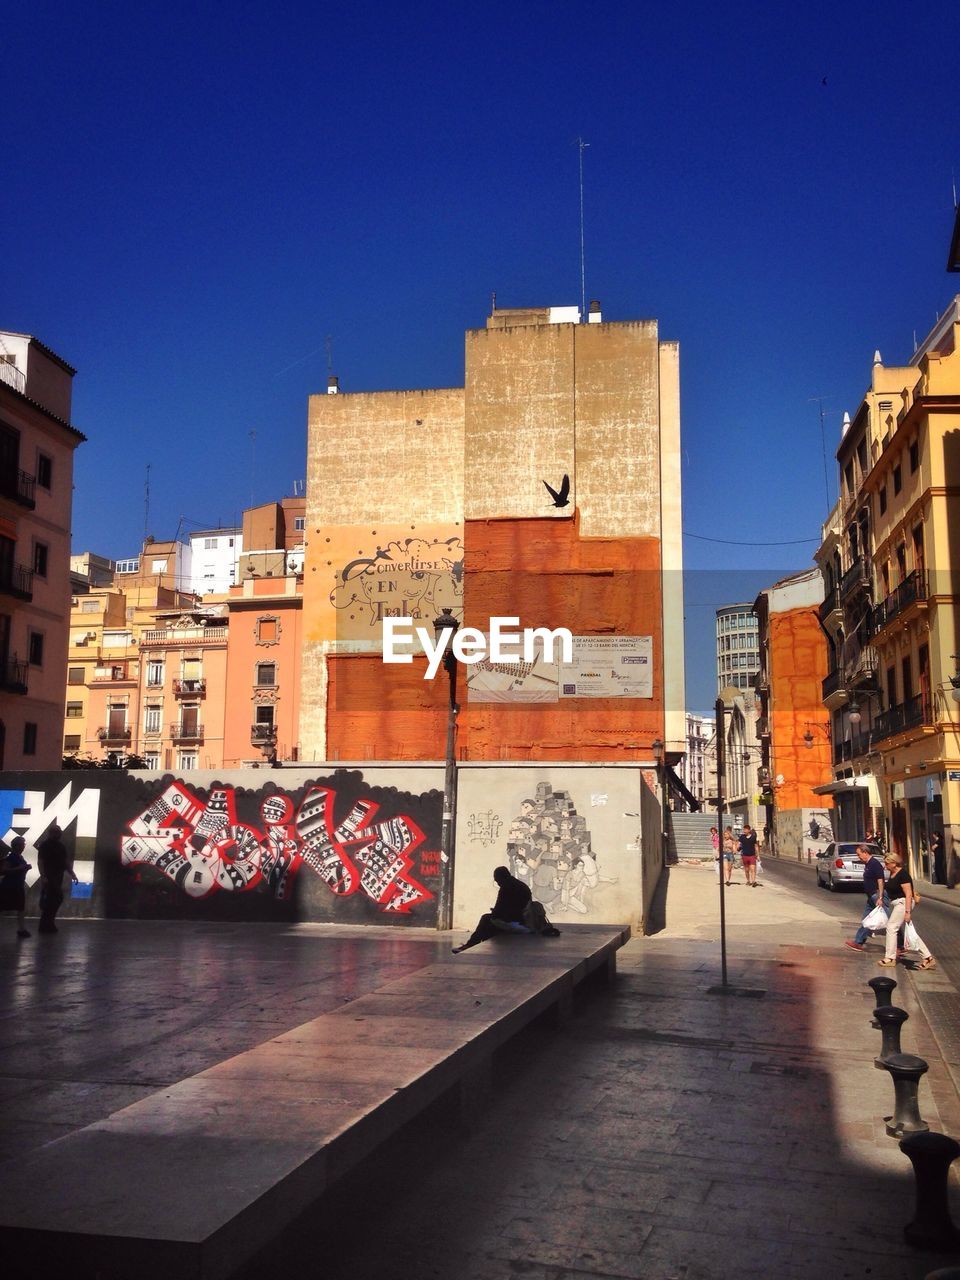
[434,608,460,932]
[848,698,862,727]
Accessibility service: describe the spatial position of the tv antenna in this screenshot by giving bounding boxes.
[249,429,257,506]
[808,395,834,516]
[575,136,590,319]
[325,334,333,375]
[144,462,151,544]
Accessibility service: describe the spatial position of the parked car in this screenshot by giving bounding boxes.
[815,842,882,891]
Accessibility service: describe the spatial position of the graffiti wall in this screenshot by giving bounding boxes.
[453,765,647,930]
[0,768,443,925]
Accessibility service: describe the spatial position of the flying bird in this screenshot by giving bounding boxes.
[543,474,571,508]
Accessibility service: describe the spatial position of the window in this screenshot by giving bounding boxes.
[204,538,217,549]
[256,617,278,643]
[294,516,305,532]
[844,461,854,494]
[64,735,81,752]
[144,706,162,735]
[23,722,37,755]
[33,541,48,578]
[909,440,919,473]
[116,558,140,574]
[28,631,44,666]
[80,598,100,613]
[37,453,53,489]
[255,704,275,726]
[151,558,168,574]
[146,661,164,687]
[879,485,887,516]
[856,439,867,473]
[142,752,159,769]
[68,666,85,685]
[178,752,197,770]
[66,701,83,718]
[893,465,902,495]
[256,661,277,687]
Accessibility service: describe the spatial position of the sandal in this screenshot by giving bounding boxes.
[918,957,937,970]
[877,958,896,966]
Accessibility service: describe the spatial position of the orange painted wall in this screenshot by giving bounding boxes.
[770,607,831,808]
[325,512,664,761]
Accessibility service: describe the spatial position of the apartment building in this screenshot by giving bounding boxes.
[188,527,241,595]
[680,712,714,805]
[0,331,85,768]
[301,302,685,766]
[715,603,761,692]
[815,299,960,882]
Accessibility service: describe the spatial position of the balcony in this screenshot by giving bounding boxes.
[1,656,28,693]
[873,694,931,743]
[251,723,277,746]
[818,588,842,626]
[174,678,206,696]
[822,668,844,702]
[0,562,33,601]
[142,626,227,646]
[91,665,136,684]
[0,361,26,394]
[872,571,928,636]
[97,725,132,744]
[756,717,770,738]
[839,558,871,602]
[0,469,36,510]
[170,721,204,742]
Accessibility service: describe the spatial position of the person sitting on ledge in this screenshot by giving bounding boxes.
[453,865,533,954]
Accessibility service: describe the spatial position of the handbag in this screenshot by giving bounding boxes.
[862,903,889,931]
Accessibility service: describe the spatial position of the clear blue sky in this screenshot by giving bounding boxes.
[5,0,958,715]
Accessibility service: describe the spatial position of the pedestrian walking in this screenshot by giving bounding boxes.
[878,851,936,969]
[453,865,532,954]
[844,843,888,952]
[36,825,77,935]
[721,827,737,885]
[738,824,759,886]
[930,830,946,885]
[0,836,31,938]
[710,826,720,877]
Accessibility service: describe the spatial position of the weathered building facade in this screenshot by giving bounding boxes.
[301,303,685,765]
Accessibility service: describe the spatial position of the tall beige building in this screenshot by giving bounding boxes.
[301,302,685,765]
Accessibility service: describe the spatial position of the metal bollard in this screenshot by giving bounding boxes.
[899,1131,960,1251]
[881,1053,930,1138]
[868,975,897,1027]
[874,1005,909,1065]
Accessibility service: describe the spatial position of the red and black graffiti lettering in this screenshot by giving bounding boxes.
[121,782,433,912]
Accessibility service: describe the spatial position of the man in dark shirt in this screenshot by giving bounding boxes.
[37,825,78,935]
[845,843,888,951]
[453,865,533,954]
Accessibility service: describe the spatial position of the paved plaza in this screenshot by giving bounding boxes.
[2,860,959,1278]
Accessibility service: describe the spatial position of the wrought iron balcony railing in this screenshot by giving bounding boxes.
[0,469,36,508]
[170,721,204,742]
[251,723,277,745]
[0,562,33,600]
[873,694,931,743]
[872,571,927,635]
[97,725,132,743]
[1,656,28,693]
[174,678,206,696]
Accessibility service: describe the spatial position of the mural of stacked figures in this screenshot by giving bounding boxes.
[504,782,618,916]
[0,769,442,925]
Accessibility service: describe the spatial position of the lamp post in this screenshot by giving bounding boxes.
[651,737,666,863]
[434,608,460,932]
[714,697,728,988]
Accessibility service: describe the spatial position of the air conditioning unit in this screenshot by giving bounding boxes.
[86,631,97,640]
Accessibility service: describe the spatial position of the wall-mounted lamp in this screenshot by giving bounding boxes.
[803,723,829,749]
[848,698,861,726]
[951,655,960,702]
[651,738,664,766]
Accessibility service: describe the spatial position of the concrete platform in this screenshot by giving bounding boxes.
[0,924,627,1280]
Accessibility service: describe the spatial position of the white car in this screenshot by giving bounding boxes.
[815,842,882,891]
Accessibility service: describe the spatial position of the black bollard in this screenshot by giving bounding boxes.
[881,1053,929,1138]
[874,1005,910,1065]
[868,975,897,1027]
[899,1131,960,1251]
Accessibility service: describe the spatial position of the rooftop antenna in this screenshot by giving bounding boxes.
[575,136,590,320]
[808,395,834,516]
[249,429,256,507]
[143,462,151,545]
[325,334,333,375]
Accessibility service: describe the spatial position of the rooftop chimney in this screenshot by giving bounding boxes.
[327,375,339,395]
[873,350,882,366]
[841,411,851,438]
[588,299,602,323]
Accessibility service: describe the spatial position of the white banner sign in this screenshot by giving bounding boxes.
[559,636,653,699]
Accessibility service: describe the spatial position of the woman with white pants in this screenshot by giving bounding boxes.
[878,851,936,969]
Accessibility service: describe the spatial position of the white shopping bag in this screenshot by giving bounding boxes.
[903,921,922,951]
[862,904,889,932]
